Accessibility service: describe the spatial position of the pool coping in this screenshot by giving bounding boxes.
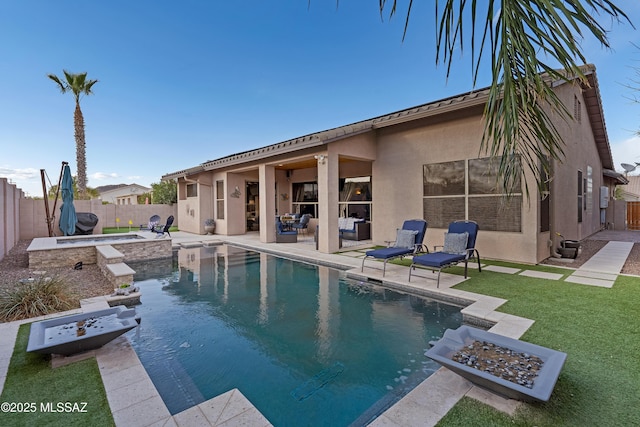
[1,233,531,426]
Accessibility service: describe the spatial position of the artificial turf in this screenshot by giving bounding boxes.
[436,267,640,427]
[0,324,115,427]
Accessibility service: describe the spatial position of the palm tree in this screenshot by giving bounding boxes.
[380,0,630,197]
[48,70,98,200]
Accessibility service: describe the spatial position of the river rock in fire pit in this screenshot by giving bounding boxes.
[425,326,567,402]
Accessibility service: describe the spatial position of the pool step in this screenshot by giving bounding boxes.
[105,262,135,287]
[96,244,137,290]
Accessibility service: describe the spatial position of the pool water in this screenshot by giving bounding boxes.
[127,245,462,426]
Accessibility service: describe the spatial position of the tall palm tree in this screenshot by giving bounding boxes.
[48,70,98,200]
[380,0,630,197]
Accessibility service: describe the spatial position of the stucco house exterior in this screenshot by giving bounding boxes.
[163,64,627,264]
[99,184,151,205]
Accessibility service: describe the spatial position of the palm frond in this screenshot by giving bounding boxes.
[381,0,631,198]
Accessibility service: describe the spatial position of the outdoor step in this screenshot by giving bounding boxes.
[105,262,135,288]
[96,245,125,264]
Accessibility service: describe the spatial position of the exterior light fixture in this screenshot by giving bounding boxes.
[314,155,327,165]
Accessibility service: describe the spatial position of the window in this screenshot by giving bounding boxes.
[216,180,224,220]
[423,160,466,228]
[339,176,372,220]
[423,157,522,232]
[577,171,583,223]
[292,182,319,217]
[187,183,198,197]
[539,162,550,233]
[574,95,582,123]
[586,166,592,215]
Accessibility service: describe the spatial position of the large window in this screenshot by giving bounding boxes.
[423,157,522,232]
[339,176,372,220]
[292,182,318,217]
[216,180,224,220]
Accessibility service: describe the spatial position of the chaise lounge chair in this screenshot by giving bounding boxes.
[361,219,427,276]
[409,220,481,287]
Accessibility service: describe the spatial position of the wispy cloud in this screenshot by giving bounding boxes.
[90,172,120,180]
[0,166,40,181]
[611,135,640,173]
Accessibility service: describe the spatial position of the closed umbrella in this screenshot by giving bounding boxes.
[59,164,77,236]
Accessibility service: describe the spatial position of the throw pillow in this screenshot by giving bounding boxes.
[394,229,419,249]
[442,232,469,255]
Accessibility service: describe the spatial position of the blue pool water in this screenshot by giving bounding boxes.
[127,245,462,426]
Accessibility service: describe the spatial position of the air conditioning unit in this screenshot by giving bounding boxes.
[600,186,609,208]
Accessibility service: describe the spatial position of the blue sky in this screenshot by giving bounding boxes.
[2,1,640,198]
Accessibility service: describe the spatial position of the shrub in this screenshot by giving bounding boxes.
[0,276,76,321]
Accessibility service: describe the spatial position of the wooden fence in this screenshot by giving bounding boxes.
[627,202,640,230]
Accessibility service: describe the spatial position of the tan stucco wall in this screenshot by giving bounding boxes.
[549,82,607,249]
[177,172,214,235]
[372,110,541,264]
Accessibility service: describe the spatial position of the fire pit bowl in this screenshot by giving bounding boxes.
[425,326,567,402]
[27,305,140,356]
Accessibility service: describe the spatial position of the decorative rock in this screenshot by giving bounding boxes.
[451,340,544,389]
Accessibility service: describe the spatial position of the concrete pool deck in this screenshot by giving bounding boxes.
[5,230,628,426]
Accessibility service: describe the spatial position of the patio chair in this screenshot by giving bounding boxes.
[276,217,297,243]
[155,215,174,238]
[292,214,311,236]
[361,219,428,276]
[409,220,481,287]
[144,214,161,231]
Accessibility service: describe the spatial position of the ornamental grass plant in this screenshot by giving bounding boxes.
[0,276,76,321]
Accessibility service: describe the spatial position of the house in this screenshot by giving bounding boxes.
[617,175,640,201]
[98,184,151,205]
[162,64,627,264]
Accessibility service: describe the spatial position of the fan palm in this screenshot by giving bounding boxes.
[380,0,630,197]
[48,70,99,200]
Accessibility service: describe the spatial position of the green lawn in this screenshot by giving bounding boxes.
[0,324,114,427]
[101,226,178,234]
[433,264,640,427]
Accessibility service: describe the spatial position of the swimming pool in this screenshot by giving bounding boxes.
[127,245,462,426]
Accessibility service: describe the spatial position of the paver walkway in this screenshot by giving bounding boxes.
[565,241,634,288]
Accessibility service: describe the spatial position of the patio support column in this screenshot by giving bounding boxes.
[317,151,340,253]
[259,164,276,243]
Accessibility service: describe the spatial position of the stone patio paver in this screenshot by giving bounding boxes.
[518,270,564,280]
[484,265,521,274]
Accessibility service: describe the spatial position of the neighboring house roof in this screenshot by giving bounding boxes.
[99,184,151,199]
[163,64,613,179]
[619,175,640,199]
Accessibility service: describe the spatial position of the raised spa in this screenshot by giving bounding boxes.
[27,232,172,269]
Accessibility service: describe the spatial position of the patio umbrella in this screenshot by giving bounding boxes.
[58,164,77,236]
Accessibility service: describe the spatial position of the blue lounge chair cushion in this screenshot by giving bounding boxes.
[365,247,413,259]
[394,229,419,248]
[277,221,297,235]
[412,252,465,268]
[442,232,468,255]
